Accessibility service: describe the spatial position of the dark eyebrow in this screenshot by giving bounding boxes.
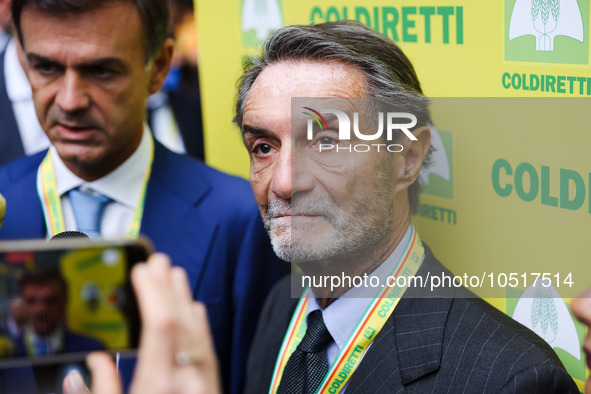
[27,53,57,64]
[26,53,127,71]
[81,57,127,71]
[242,124,270,136]
[322,114,339,124]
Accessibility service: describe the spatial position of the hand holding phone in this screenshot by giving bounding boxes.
[63,254,221,394]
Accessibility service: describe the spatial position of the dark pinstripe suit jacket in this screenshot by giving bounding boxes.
[244,245,578,393]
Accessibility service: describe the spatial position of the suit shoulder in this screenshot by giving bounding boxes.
[461,295,567,365]
[154,146,253,201]
[262,275,299,315]
[408,246,574,391]
[0,151,46,188]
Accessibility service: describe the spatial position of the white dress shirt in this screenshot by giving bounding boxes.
[4,39,49,155]
[0,29,9,50]
[50,126,153,239]
[147,91,186,154]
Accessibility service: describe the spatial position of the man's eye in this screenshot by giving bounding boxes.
[253,143,273,155]
[89,66,115,79]
[35,63,58,75]
[318,136,337,145]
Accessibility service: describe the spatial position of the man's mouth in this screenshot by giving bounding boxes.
[55,123,97,140]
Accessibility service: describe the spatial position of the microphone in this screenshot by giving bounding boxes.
[50,231,90,241]
[0,193,5,230]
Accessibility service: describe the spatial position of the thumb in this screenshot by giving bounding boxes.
[62,371,91,394]
[87,352,123,394]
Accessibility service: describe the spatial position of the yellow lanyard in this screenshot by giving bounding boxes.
[36,148,153,238]
[269,227,425,394]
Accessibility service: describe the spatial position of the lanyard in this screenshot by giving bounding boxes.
[269,227,424,394]
[36,148,153,238]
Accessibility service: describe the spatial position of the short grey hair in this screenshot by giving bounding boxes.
[234,20,432,215]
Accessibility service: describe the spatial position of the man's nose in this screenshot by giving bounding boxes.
[55,70,90,112]
[271,141,314,199]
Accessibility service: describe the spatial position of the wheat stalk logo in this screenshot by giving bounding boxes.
[531,288,558,343]
[510,0,583,53]
[532,0,560,34]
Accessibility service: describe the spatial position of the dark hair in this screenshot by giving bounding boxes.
[11,0,170,63]
[234,20,431,215]
[20,270,68,301]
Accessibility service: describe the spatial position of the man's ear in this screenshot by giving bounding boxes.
[147,37,174,95]
[394,125,431,193]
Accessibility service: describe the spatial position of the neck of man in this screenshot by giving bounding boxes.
[300,214,411,309]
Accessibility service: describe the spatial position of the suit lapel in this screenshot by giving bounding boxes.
[345,313,405,393]
[140,142,215,292]
[345,247,454,392]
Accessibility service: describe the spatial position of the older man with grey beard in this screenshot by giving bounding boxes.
[236,20,577,394]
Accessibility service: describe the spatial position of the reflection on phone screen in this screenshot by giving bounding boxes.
[0,245,141,367]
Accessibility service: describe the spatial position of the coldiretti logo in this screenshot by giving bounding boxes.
[241,0,283,46]
[505,0,589,64]
[419,127,453,199]
[492,159,591,212]
[309,6,464,44]
[508,285,586,383]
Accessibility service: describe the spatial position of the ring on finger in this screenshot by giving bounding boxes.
[175,351,202,367]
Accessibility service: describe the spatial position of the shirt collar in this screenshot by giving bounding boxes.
[25,324,64,353]
[5,39,32,102]
[306,225,415,351]
[52,125,153,208]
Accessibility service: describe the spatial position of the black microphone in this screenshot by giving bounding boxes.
[50,231,90,241]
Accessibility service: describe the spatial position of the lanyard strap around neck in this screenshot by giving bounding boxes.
[36,147,154,238]
[269,227,425,394]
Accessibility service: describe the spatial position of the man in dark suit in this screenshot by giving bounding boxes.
[0,0,280,393]
[234,21,578,393]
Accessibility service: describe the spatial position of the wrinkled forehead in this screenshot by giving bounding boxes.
[242,60,368,136]
[19,2,145,64]
[246,61,367,107]
[19,2,140,44]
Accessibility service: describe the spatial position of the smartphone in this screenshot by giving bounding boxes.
[0,237,150,372]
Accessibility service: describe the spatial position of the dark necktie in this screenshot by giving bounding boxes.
[277,310,333,394]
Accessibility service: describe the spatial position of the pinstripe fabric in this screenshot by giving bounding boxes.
[245,245,577,394]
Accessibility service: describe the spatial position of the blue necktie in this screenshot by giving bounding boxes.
[34,339,50,356]
[68,188,110,238]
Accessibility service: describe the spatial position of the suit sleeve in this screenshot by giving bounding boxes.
[228,206,284,394]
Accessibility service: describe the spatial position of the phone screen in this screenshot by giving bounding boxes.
[0,238,148,369]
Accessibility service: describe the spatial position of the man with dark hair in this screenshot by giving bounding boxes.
[14,271,105,356]
[236,21,577,393]
[0,0,280,392]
